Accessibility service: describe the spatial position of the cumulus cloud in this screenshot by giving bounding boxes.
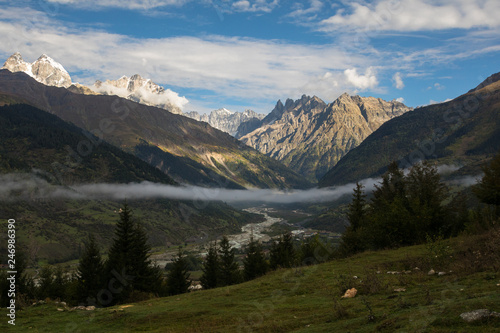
[344,67,378,90]
[393,72,404,89]
[319,0,500,32]
[395,97,404,103]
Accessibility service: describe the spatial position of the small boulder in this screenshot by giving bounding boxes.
[394,288,406,292]
[438,271,446,276]
[341,288,357,298]
[428,269,435,275]
[86,306,96,311]
[460,309,500,322]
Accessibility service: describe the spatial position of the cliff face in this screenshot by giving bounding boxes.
[320,72,500,187]
[184,109,265,136]
[240,94,412,181]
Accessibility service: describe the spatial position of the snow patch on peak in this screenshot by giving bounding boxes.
[35,54,69,74]
[214,108,234,115]
[91,74,188,113]
[2,52,71,88]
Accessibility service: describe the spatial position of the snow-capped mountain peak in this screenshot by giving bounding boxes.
[1,52,72,88]
[92,74,187,114]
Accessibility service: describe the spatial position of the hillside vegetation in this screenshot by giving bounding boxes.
[1,230,499,332]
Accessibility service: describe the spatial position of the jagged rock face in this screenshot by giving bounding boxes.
[67,83,99,95]
[240,93,412,182]
[2,52,72,88]
[93,74,185,114]
[184,108,265,136]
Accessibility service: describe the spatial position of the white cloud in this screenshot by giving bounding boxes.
[395,97,404,103]
[393,72,404,89]
[320,0,500,32]
[344,67,378,90]
[46,0,189,10]
[0,173,379,203]
[287,0,323,18]
[92,82,189,109]
[0,6,375,107]
[231,0,279,13]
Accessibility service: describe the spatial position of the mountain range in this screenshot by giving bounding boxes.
[0,68,311,189]
[319,72,500,187]
[2,52,72,88]
[239,94,411,181]
[0,102,261,262]
[184,108,266,136]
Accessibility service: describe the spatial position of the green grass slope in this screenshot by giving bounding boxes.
[320,73,500,187]
[3,231,499,332]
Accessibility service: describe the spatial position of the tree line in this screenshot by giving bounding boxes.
[341,156,500,255]
[1,204,334,307]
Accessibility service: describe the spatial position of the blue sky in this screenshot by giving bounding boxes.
[0,0,499,114]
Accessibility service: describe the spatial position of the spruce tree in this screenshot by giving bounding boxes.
[405,161,449,241]
[129,223,163,294]
[200,241,219,289]
[270,233,296,270]
[106,203,162,303]
[243,237,268,281]
[340,183,368,255]
[218,236,241,286]
[166,247,191,295]
[76,234,104,304]
[347,182,366,231]
[474,151,500,214]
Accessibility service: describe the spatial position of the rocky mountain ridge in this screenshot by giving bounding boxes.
[240,93,412,181]
[2,52,72,88]
[1,52,186,114]
[184,108,266,136]
[0,69,311,189]
[319,72,500,186]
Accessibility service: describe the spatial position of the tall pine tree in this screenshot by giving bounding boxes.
[218,236,241,286]
[200,242,219,289]
[166,247,191,295]
[243,237,268,281]
[474,151,500,216]
[340,183,368,255]
[76,234,104,304]
[270,233,296,270]
[106,203,163,303]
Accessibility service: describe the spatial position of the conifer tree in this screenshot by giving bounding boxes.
[270,233,296,270]
[76,234,104,303]
[474,151,500,215]
[106,203,163,303]
[243,237,268,281]
[200,241,219,289]
[347,182,366,231]
[166,247,191,295]
[218,236,241,286]
[340,183,368,255]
